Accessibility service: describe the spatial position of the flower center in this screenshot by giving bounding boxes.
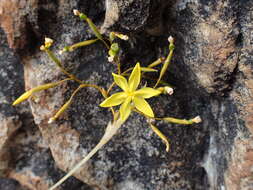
[127,91,135,97]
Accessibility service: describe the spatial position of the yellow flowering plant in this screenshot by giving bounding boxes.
[12,10,202,190]
[100,63,161,121]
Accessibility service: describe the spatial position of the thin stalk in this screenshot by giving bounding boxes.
[49,119,123,190]
[154,48,174,88]
[147,57,165,68]
[83,84,115,118]
[68,39,99,51]
[107,82,116,95]
[45,49,83,83]
[85,17,110,49]
[115,56,121,74]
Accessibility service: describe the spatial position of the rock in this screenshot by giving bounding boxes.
[0,0,252,190]
[0,178,27,190]
[0,0,39,52]
[0,28,92,190]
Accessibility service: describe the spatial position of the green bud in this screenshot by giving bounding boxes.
[110,43,119,53]
[109,32,116,42]
[108,49,116,57]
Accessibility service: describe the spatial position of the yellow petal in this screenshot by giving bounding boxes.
[134,87,161,99]
[112,73,129,91]
[133,96,154,117]
[150,124,170,152]
[100,92,127,107]
[120,97,132,122]
[128,63,141,91]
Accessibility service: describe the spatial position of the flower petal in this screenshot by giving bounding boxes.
[112,73,129,91]
[128,63,141,91]
[100,92,127,107]
[133,96,154,117]
[134,87,161,99]
[120,97,132,122]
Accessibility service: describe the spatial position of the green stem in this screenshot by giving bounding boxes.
[85,17,110,49]
[45,49,83,84]
[49,119,123,190]
[68,39,99,51]
[148,57,165,68]
[154,47,174,88]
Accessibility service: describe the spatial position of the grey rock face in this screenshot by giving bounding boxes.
[0,0,252,190]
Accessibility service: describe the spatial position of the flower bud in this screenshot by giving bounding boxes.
[192,116,202,123]
[165,86,173,95]
[168,36,174,43]
[108,56,114,62]
[73,9,80,16]
[40,45,46,51]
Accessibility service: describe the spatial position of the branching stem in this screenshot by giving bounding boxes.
[45,49,83,83]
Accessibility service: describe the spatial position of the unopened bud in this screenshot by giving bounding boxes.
[165,86,173,95]
[108,56,114,62]
[120,35,128,40]
[114,33,129,40]
[45,37,53,44]
[58,50,63,55]
[192,116,202,123]
[73,9,80,16]
[48,118,55,124]
[44,37,53,48]
[40,45,46,51]
[168,36,174,43]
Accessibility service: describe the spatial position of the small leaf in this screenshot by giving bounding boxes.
[133,96,154,117]
[100,92,127,107]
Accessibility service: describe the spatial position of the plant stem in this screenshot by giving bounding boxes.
[46,49,83,83]
[49,119,123,190]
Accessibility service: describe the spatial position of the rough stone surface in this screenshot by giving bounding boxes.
[0,28,92,190]
[0,0,252,190]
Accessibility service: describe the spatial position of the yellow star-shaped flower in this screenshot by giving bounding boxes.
[100,63,161,121]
